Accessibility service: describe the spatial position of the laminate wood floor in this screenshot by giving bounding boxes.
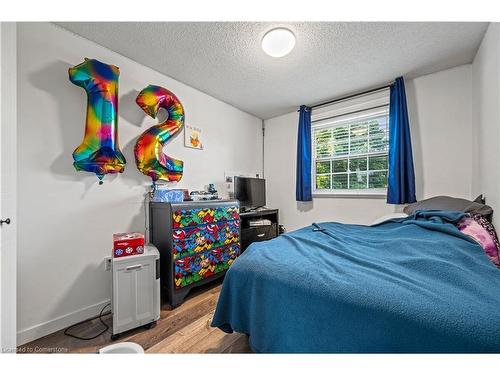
[18,281,251,354]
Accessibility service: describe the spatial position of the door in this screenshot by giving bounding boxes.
[113,261,152,334]
[135,263,153,321]
[0,22,17,353]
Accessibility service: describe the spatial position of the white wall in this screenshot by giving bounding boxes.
[16,23,263,344]
[405,65,473,200]
[471,23,500,226]
[264,65,473,231]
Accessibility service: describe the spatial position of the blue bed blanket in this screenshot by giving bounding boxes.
[211,210,500,353]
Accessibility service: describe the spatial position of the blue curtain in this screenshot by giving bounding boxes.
[387,77,416,204]
[296,105,312,201]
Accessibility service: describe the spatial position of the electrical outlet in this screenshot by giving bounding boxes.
[104,256,112,271]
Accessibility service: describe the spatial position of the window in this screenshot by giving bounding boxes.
[312,93,389,196]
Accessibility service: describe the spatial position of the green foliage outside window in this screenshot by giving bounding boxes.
[316,174,331,189]
[314,114,389,191]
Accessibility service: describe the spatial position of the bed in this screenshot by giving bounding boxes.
[211,210,500,353]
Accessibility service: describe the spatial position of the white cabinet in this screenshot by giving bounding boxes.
[112,246,160,339]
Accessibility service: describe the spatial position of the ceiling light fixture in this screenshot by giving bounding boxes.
[261,28,296,58]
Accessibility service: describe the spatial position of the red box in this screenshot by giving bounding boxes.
[113,232,145,258]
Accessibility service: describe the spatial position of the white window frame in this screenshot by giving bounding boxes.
[311,89,390,198]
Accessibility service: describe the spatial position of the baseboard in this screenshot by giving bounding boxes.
[17,299,110,346]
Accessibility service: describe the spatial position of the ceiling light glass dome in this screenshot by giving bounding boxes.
[261,28,296,57]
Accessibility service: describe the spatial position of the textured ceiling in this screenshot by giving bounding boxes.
[55,22,488,119]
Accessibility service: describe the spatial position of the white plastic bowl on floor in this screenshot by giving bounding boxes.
[98,342,144,354]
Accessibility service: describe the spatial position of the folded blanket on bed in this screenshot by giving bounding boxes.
[211,210,500,353]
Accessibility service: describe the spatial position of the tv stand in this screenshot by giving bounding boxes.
[239,208,279,251]
[241,206,264,213]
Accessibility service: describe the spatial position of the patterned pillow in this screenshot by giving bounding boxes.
[457,214,500,268]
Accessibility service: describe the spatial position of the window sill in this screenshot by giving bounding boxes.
[313,189,387,199]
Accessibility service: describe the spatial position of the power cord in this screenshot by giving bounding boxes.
[63,303,111,340]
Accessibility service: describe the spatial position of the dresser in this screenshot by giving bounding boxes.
[149,200,241,307]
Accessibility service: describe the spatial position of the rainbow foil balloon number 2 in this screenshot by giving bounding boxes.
[68,58,126,184]
[134,85,185,183]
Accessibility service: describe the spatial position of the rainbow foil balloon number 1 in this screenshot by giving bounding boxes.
[68,58,126,184]
[134,85,185,183]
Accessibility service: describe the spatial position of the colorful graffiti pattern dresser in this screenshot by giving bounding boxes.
[149,200,241,307]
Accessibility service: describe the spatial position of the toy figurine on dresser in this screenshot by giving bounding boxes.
[149,200,241,307]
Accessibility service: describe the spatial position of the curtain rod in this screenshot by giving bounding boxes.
[308,81,394,111]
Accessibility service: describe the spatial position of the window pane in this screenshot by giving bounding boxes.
[333,141,349,156]
[369,119,388,152]
[349,156,367,172]
[315,141,332,158]
[349,172,367,189]
[332,125,349,143]
[350,122,369,155]
[368,155,388,171]
[369,136,387,152]
[316,174,331,189]
[369,118,388,132]
[315,128,331,141]
[332,158,348,173]
[316,161,331,174]
[368,171,388,188]
[350,122,368,137]
[314,129,333,158]
[349,136,369,155]
[332,173,348,189]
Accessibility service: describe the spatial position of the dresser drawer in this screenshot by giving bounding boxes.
[172,206,240,228]
[172,220,240,259]
[241,224,277,249]
[173,243,241,289]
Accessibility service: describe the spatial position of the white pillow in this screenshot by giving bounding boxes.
[371,213,408,225]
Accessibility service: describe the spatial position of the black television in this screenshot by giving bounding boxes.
[234,176,266,211]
